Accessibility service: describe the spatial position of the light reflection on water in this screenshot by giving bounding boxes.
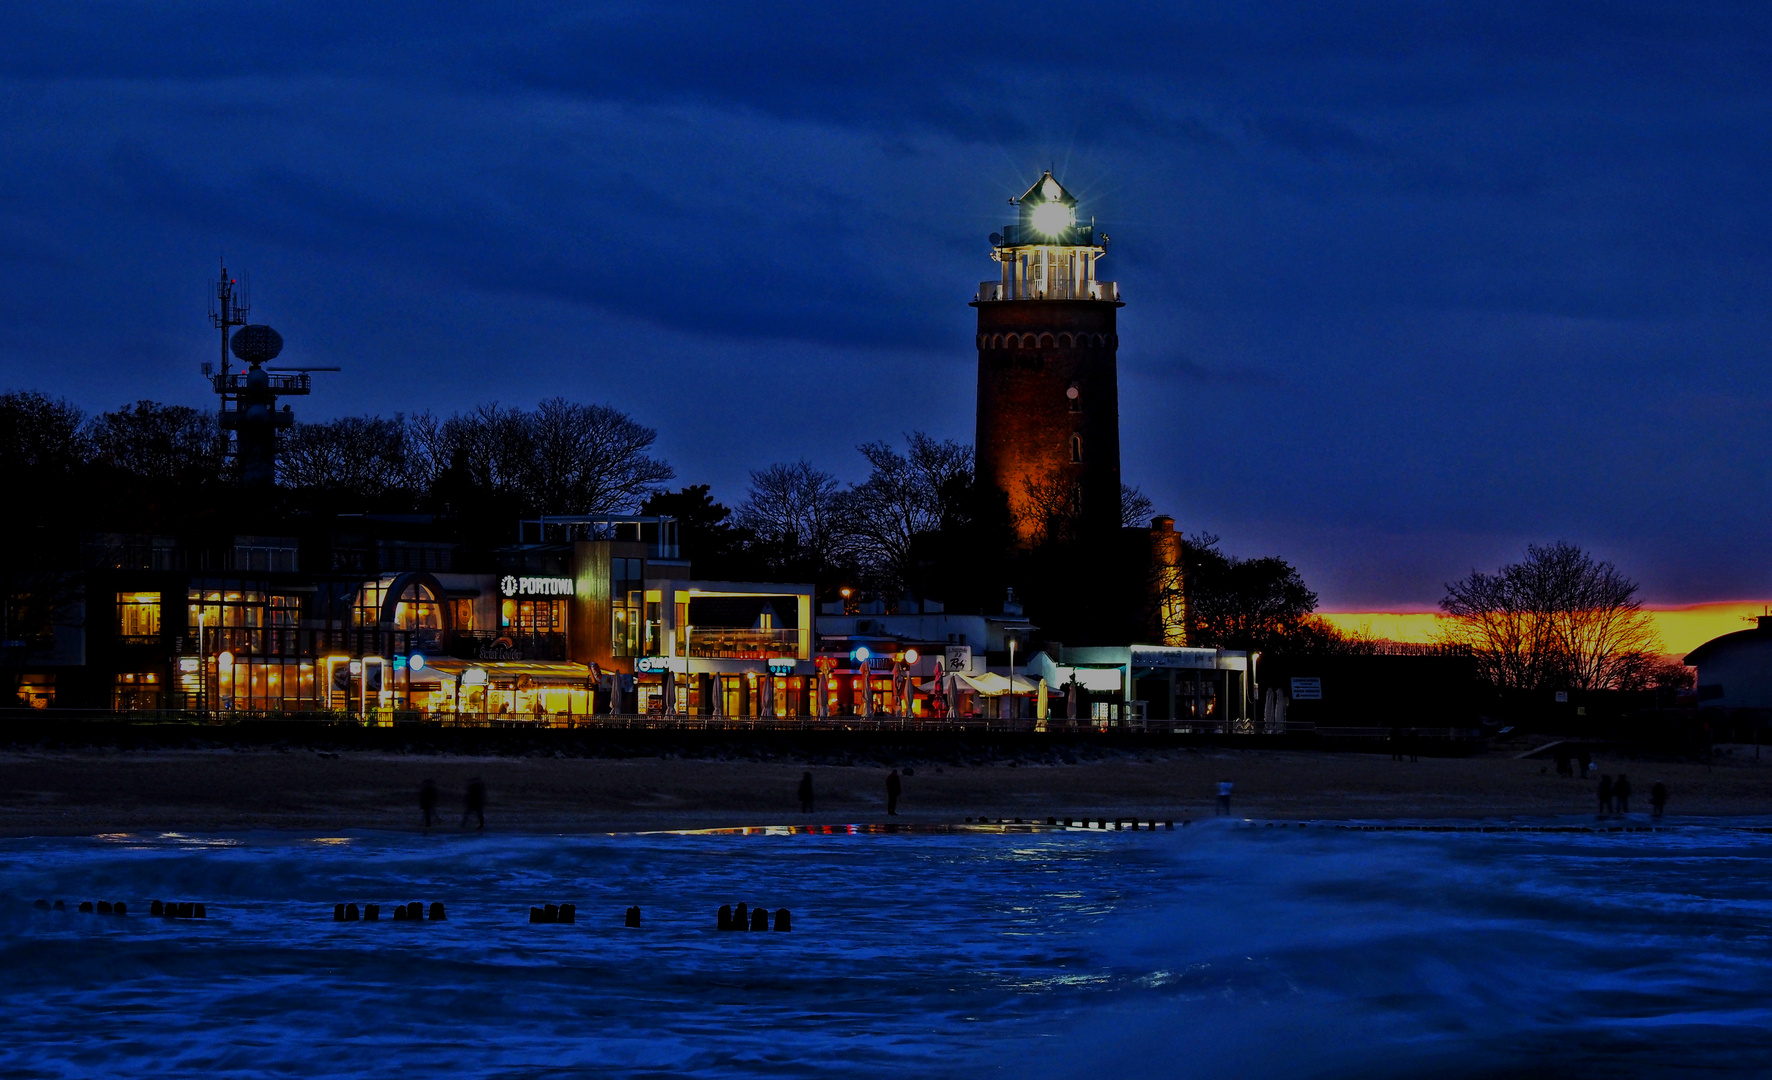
[1,822,1770,1078]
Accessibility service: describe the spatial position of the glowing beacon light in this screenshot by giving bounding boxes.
[409,655,426,672]
[903,648,919,665]
[853,646,870,663]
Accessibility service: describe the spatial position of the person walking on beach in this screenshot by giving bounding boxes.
[1650,782,1668,820]
[1216,780,1233,816]
[1577,749,1591,779]
[463,778,486,829]
[420,779,438,828]
[1597,774,1614,816]
[797,772,815,814]
[885,769,901,816]
[1614,774,1632,815]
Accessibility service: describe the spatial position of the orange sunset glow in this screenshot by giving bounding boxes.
[1319,601,1772,657]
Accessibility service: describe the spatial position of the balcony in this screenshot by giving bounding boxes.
[685,627,800,659]
[976,280,1118,302]
[211,371,312,394]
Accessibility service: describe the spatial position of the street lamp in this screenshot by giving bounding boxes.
[1007,637,1017,722]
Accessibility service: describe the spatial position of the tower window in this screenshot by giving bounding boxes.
[1070,435,1083,462]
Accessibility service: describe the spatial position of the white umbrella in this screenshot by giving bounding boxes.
[709,674,723,718]
[1037,677,1048,722]
[761,671,774,718]
[1066,679,1078,720]
[662,669,676,717]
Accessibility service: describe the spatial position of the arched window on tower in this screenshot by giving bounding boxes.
[1070,435,1083,462]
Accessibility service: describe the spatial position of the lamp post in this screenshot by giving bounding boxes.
[1007,636,1017,724]
[901,648,919,724]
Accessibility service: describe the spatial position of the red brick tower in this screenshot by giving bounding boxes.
[972,172,1123,546]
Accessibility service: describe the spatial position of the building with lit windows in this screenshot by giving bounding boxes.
[14,516,817,721]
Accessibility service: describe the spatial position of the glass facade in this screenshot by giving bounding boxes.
[610,558,644,657]
[116,592,161,641]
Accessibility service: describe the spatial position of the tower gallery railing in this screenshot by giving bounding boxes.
[976,280,1118,302]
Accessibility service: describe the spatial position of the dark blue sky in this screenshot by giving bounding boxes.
[2,3,1768,607]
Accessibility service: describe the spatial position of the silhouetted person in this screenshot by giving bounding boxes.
[1555,748,1571,777]
[1597,774,1613,816]
[420,779,438,828]
[885,769,901,815]
[463,778,486,829]
[797,772,814,814]
[1390,725,1404,762]
[1577,749,1591,779]
[1216,780,1233,816]
[1614,774,1632,814]
[1650,782,1668,820]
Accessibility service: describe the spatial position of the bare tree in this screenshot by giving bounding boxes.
[524,397,675,513]
[1120,485,1155,529]
[736,461,846,581]
[1439,541,1661,692]
[0,391,89,473]
[1018,474,1080,548]
[405,400,671,514]
[88,401,225,486]
[280,415,412,496]
[839,433,973,594]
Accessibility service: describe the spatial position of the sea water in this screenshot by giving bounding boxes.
[1,821,1770,1079]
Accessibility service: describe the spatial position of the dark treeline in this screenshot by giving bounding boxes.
[0,389,1355,654]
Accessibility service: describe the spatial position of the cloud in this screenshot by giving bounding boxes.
[0,1,1769,605]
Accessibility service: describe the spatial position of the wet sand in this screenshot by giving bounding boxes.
[1,742,1767,835]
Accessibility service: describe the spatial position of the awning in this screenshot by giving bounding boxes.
[422,659,593,682]
[918,672,1045,696]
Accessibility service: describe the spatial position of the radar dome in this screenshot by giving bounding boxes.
[230,324,284,365]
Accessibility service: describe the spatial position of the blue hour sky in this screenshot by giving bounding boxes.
[1,2,1768,608]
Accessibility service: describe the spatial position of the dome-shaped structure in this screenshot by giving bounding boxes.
[230,324,284,365]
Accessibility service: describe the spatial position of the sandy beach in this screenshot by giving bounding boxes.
[1,738,1767,835]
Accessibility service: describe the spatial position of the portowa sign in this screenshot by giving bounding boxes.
[500,575,575,597]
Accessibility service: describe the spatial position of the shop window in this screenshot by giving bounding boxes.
[451,598,475,631]
[393,582,440,631]
[503,598,567,634]
[113,672,161,711]
[17,673,53,709]
[117,592,161,641]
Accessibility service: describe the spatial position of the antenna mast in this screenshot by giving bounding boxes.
[208,260,250,462]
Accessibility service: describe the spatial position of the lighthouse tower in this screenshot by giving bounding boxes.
[972,172,1123,546]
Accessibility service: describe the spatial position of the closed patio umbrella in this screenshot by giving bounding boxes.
[860,658,874,720]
